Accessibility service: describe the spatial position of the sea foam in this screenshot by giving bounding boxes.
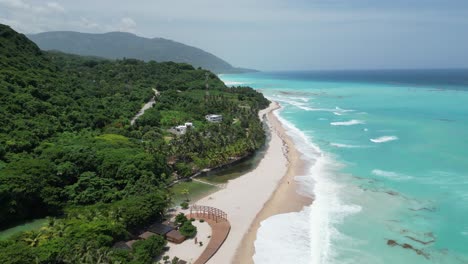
[330,143,367,148]
[254,109,361,264]
[330,120,365,126]
[370,136,398,143]
[371,169,413,181]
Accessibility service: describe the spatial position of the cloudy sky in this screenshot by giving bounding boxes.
[1,0,468,70]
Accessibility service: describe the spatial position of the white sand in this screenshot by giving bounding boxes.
[163,220,212,263]
[163,102,302,264]
[192,102,289,264]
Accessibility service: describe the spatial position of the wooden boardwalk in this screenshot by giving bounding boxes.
[188,206,231,264]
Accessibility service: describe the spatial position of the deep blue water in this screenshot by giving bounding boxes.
[221,69,468,264]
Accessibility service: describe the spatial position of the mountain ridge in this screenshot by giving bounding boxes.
[28,30,256,74]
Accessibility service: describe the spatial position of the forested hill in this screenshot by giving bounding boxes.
[0,24,268,263]
[28,31,255,74]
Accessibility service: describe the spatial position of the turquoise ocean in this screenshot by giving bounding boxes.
[220,70,468,264]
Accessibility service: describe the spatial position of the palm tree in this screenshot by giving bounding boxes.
[22,230,49,247]
[181,188,190,202]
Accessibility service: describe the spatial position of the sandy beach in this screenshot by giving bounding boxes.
[186,101,312,264]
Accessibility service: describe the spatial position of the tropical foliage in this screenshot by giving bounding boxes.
[0,23,269,263]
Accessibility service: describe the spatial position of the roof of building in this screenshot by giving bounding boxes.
[125,240,138,248]
[138,231,157,240]
[112,241,131,250]
[147,222,174,236]
[166,230,185,243]
[163,220,177,227]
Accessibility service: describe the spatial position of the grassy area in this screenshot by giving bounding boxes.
[0,218,48,240]
[170,180,219,206]
[95,134,130,144]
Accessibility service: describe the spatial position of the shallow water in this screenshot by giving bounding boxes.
[0,218,48,240]
[220,70,468,264]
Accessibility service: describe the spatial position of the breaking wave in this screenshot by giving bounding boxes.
[370,136,398,143]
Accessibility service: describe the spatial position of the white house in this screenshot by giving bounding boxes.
[172,122,195,135]
[174,125,187,134]
[205,114,222,122]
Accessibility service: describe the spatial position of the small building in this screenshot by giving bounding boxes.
[147,222,174,237]
[112,241,131,250]
[125,240,138,249]
[166,230,186,244]
[138,231,157,240]
[184,122,193,127]
[205,114,222,122]
[174,125,187,134]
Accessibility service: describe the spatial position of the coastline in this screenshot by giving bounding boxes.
[233,102,313,264]
[192,101,313,263]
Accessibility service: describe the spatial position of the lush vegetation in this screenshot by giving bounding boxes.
[0,24,269,263]
[174,214,197,238]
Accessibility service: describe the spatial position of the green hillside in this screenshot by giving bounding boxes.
[28,31,256,74]
[0,24,268,263]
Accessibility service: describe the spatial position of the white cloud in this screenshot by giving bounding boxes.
[79,17,100,30]
[118,17,136,32]
[46,2,65,13]
[0,0,30,9]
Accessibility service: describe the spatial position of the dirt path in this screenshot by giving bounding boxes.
[130,89,159,126]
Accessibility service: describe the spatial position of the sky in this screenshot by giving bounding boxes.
[1,0,468,71]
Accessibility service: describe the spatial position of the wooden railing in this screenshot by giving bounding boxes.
[189,205,228,223]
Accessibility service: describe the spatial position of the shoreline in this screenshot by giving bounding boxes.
[233,102,313,263]
[192,101,312,263]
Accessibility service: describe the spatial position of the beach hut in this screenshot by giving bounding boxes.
[138,231,157,240]
[166,230,186,244]
[147,222,174,237]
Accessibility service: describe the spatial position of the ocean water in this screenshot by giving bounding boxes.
[220,70,468,264]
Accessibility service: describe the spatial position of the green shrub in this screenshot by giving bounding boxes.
[132,235,166,264]
[179,221,197,237]
[175,213,187,225]
[180,202,189,209]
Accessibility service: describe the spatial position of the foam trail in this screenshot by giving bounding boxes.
[335,106,355,113]
[330,143,366,148]
[270,95,314,111]
[371,169,413,181]
[370,136,398,143]
[330,120,365,126]
[269,95,357,114]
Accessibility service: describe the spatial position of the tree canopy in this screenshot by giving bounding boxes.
[0,23,269,263]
